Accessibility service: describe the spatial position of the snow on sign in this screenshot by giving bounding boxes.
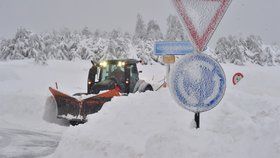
[169,53,226,113]
[232,72,244,85]
[154,41,194,55]
[172,0,232,52]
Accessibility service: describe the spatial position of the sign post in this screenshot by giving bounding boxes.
[170,0,231,128]
[194,113,200,129]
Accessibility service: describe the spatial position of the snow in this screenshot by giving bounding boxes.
[183,0,221,37]
[0,60,91,157]
[1,24,279,66]
[48,62,279,158]
[1,59,280,158]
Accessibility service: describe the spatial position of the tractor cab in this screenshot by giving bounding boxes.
[87,59,140,94]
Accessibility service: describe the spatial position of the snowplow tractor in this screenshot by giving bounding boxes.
[49,59,153,125]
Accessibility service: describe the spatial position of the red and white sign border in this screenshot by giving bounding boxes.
[232,72,244,85]
[172,0,232,52]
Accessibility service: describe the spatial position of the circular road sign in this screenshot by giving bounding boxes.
[169,53,226,113]
[232,72,244,85]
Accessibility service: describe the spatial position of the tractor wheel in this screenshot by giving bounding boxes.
[69,120,86,126]
[144,85,153,92]
[69,121,79,126]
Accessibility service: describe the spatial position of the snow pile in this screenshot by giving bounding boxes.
[0,67,20,82]
[1,59,280,157]
[50,65,280,158]
[0,60,91,130]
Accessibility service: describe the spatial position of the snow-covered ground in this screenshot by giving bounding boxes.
[1,60,280,158]
[0,60,91,157]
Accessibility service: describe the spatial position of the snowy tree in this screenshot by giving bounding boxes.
[104,29,129,60]
[263,47,274,66]
[134,39,160,65]
[214,35,245,65]
[0,28,32,60]
[275,54,280,65]
[146,20,163,41]
[272,44,280,65]
[1,23,279,66]
[135,40,151,64]
[81,26,93,38]
[29,34,47,64]
[42,31,60,60]
[133,14,147,42]
[165,15,185,41]
[214,35,277,66]
[0,39,18,60]
[94,29,102,38]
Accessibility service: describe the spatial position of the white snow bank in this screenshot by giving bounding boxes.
[0,68,20,82]
[0,60,163,131]
[50,64,280,158]
[0,60,90,131]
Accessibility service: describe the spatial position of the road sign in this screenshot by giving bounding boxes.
[163,55,176,64]
[172,0,232,52]
[232,72,244,85]
[154,41,194,55]
[169,53,226,113]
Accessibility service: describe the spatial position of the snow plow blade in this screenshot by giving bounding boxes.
[49,87,120,121]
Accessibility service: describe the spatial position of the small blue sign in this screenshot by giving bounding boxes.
[169,53,226,113]
[154,41,194,55]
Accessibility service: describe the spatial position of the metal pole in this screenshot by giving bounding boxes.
[166,64,170,84]
[194,113,200,129]
[55,82,58,90]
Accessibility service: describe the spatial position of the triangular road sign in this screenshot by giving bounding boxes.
[172,0,232,52]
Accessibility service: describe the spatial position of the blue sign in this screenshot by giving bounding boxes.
[154,41,194,55]
[169,53,226,113]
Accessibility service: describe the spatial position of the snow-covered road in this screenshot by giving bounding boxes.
[0,128,59,158]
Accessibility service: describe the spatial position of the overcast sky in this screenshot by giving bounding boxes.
[0,0,279,46]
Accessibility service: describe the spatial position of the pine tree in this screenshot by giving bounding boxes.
[133,14,147,42]
[166,15,185,41]
[146,20,163,41]
[81,26,92,38]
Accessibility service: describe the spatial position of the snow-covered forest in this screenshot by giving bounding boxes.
[0,14,279,66]
[214,35,280,66]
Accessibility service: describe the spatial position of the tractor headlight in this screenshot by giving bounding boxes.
[100,61,108,67]
[118,61,125,67]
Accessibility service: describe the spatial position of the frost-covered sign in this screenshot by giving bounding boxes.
[154,41,194,55]
[172,0,232,52]
[169,53,226,113]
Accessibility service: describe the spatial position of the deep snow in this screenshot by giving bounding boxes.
[1,60,280,158]
[52,62,280,158]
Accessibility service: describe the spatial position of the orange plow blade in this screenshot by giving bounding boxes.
[49,87,120,121]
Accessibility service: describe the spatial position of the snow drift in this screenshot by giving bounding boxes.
[50,64,280,158]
